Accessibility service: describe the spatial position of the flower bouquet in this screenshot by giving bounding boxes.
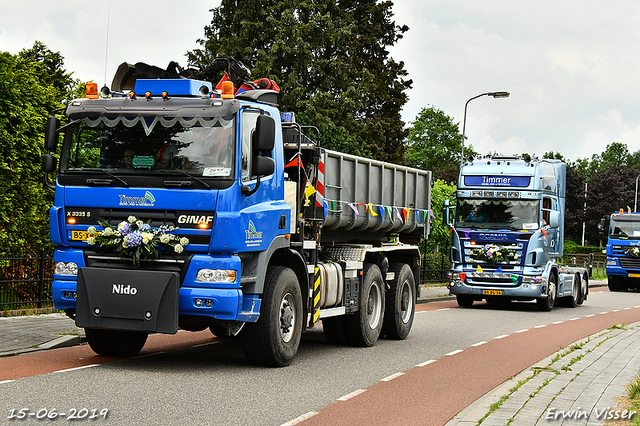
[625,247,640,258]
[87,215,189,265]
[469,244,518,264]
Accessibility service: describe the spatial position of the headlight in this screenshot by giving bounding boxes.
[522,276,542,284]
[55,262,78,276]
[606,260,617,266]
[196,269,237,283]
[448,272,461,280]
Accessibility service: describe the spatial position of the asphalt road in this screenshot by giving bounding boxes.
[2,287,640,426]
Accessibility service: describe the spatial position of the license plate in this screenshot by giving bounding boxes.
[70,230,90,241]
[629,274,640,278]
[482,290,503,296]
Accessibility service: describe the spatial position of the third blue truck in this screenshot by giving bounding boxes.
[600,211,640,291]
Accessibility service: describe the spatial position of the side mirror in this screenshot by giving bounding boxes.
[253,115,276,152]
[44,116,60,151]
[442,199,451,226]
[548,210,561,228]
[598,216,609,237]
[42,154,57,173]
[252,156,275,177]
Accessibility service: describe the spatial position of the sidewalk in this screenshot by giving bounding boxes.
[448,321,640,425]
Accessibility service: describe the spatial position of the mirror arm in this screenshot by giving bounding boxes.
[241,175,261,196]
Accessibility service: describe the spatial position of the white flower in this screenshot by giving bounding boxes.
[87,226,97,235]
[118,221,127,231]
[128,215,136,224]
[160,234,171,244]
[136,220,144,228]
[142,232,153,244]
[103,227,114,237]
[87,237,96,245]
[179,237,189,246]
[174,244,184,254]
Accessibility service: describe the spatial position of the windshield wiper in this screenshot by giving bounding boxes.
[158,170,211,189]
[83,169,129,187]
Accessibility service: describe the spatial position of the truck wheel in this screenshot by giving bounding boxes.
[577,273,588,305]
[241,266,303,367]
[84,328,148,357]
[345,263,385,347]
[537,274,557,311]
[322,316,348,345]
[382,263,415,340]
[562,274,580,308]
[456,295,474,308]
[608,275,623,292]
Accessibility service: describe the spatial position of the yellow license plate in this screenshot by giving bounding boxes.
[70,230,90,241]
[482,290,503,296]
[629,274,640,278]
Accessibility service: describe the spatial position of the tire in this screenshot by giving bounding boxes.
[562,274,579,308]
[241,266,303,367]
[322,316,349,345]
[576,273,587,305]
[456,295,474,308]
[345,263,385,347]
[382,263,416,340]
[85,328,148,357]
[608,275,625,292]
[537,274,557,311]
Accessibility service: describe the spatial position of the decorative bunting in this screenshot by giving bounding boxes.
[369,203,378,216]
[511,274,519,285]
[416,209,422,224]
[428,209,435,218]
[541,229,548,238]
[323,199,328,220]
[348,203,359,219]
[464,230,470,239]
[395,208,403,223]
[284,157,304,169]
[304,184,316,206]
[496,266,503,273]
[476,265,483,273]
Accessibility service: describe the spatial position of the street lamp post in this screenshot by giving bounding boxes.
[461,91,510,165]
[635,175,640,212]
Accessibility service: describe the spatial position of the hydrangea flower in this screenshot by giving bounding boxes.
[127,231,143,247]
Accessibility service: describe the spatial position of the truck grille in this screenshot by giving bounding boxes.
[83,249,192,282]
[620,258,640,269]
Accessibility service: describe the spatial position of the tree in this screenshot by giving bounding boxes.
[585,166,638,245]
[421,179,456,254]
[0,42,78,254]
[404,106,475,183]
[188,0,412,163]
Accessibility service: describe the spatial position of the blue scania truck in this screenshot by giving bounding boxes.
[42,61,431,366]
[599,211,640,291]
[444,154,588,311]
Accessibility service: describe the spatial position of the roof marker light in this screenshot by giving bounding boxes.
[161,91,169,100]
[86,82,99,99]
[145,91,152,100]
[221,81,235,99]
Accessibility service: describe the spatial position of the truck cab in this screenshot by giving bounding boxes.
[445,155,588,311]
[600,211,640,291]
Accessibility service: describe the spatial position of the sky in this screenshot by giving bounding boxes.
[1,0,639,163]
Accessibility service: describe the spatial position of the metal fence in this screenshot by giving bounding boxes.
[420,253,450,284]
[0,250,54,310]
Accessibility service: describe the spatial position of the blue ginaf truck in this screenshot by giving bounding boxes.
[444,154,588,311]
[42,62,431,366]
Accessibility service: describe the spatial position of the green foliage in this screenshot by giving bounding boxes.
[405,106,476,183]
[421,179,456,254]
[188,0,411,164]
[0,42,78,255]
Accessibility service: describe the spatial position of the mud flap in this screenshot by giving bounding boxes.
[75,267,180,334]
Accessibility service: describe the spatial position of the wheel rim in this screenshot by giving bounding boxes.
[279,292,296,343]
[548,279,556,304]
[366,281,383,329]
[399,279,414,324]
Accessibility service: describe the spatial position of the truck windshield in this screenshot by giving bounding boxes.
[59,115,235,178]
[455,199,540,230]
[609,216,640,238]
